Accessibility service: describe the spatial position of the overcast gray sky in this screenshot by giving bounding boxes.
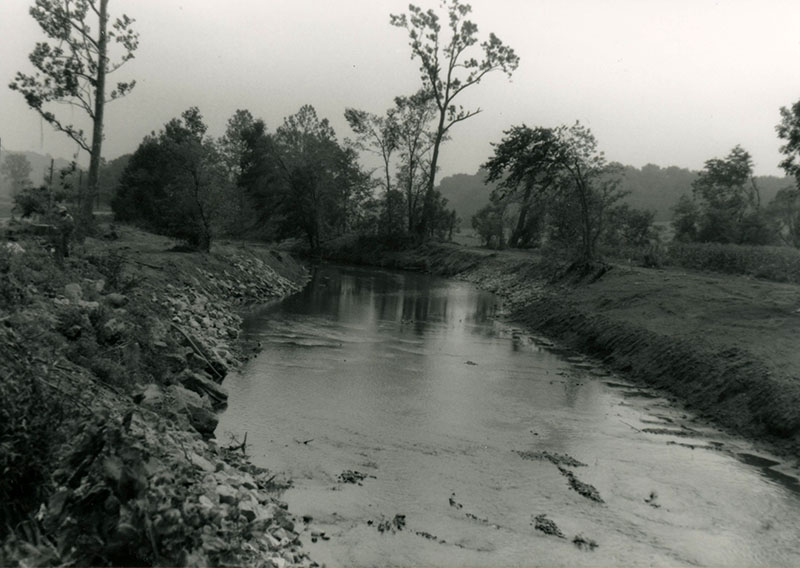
[2,0,799,177]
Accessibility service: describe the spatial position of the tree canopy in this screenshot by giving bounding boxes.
[238,105,371,251]
[391,0,519,237]
[1,154,33,196]
[777,99,800,183]
[672,145,772,245]
[113,108,231,251]
[483,122,627,259]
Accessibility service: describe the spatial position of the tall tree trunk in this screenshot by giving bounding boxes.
[406,155,416,233]
[82,0,108,235]
[510,185,533,248]
[420,116,446,238]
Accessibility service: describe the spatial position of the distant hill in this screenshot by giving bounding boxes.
[437,165,795,223]
[0,149,72,193]
[437,169,497,224]
[619,164,791,221]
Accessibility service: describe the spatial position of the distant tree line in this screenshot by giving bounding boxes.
[109,0,519,252]
[474,122,652,261]
[11,0,800,262]
[671,101,800,248]
[467,97,800,260]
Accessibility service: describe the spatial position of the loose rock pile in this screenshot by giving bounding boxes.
[0,236,314,566]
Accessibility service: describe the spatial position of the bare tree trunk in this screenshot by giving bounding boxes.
[420,117,446,238]
[510,185,533,247]
[81,0,108,236]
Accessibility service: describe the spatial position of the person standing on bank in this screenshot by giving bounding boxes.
[55,205,74,262]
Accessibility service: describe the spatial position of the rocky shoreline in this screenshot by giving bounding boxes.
[1,228,317,567]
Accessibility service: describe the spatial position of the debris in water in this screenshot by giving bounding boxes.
[465,360,478,366]
[376,514,406,534]
[449,492,463,509]
[533,514,565,538]
[337,470,375,485]
[644,491,660,508]
[465,512,490,524]
[572,533,599,550]
[415,530,448,545]
[516,450,586,468]
[642,427,695,437]
[558,466,604,503]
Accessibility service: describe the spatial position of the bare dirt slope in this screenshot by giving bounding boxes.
[568,264,800,380]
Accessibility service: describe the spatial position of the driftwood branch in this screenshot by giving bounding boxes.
[132,260,164,270]
[226,431,247,453]
[169,322,225,380]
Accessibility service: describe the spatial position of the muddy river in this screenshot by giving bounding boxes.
[217,264,800,567]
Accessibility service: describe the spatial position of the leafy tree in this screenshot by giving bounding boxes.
[391,0,519,237]
[97,153,131,209]
[379,189,408,237]
[392,90,438,233]
[344,107,398,194]
[239,106,371,250]
[10,0,138,232]
[328,146,373,236]
[346,90,439,235]
[274,105,347,250]
[13,185,62,218]
[471,199,508,248]
[690,145,771,244]
[484,125,563,248]
[219,109,256,181]
[483,122,625,260]
[771,100,800,247]
[236,119,286,240]
[766,187,800,247]
[1,154,33,195]
[113,108,231,251]
[552,123,627,260]
[777,99,800,183]
[671,193,700,242]
[603,204,656,248]
[217,109,257,231]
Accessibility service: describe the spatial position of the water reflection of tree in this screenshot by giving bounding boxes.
[563,373,584,408]
[296,266,503,340]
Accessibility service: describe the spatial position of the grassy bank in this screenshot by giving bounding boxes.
[1,226,315,567]
[322,238,800,459]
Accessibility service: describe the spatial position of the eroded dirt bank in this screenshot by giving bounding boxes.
[1,227,315,567]
[321,240,800,461]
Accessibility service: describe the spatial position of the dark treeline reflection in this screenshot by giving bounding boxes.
[267,264,499,338]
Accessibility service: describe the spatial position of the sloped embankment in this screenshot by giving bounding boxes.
[1,228,315,567]
[324,240,800,458]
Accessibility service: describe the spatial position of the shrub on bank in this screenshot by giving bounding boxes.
[0,328,73,533]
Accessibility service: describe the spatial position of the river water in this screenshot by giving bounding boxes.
[217,264,800,567]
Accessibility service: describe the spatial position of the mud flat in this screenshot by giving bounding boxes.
[321,239,800,461]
